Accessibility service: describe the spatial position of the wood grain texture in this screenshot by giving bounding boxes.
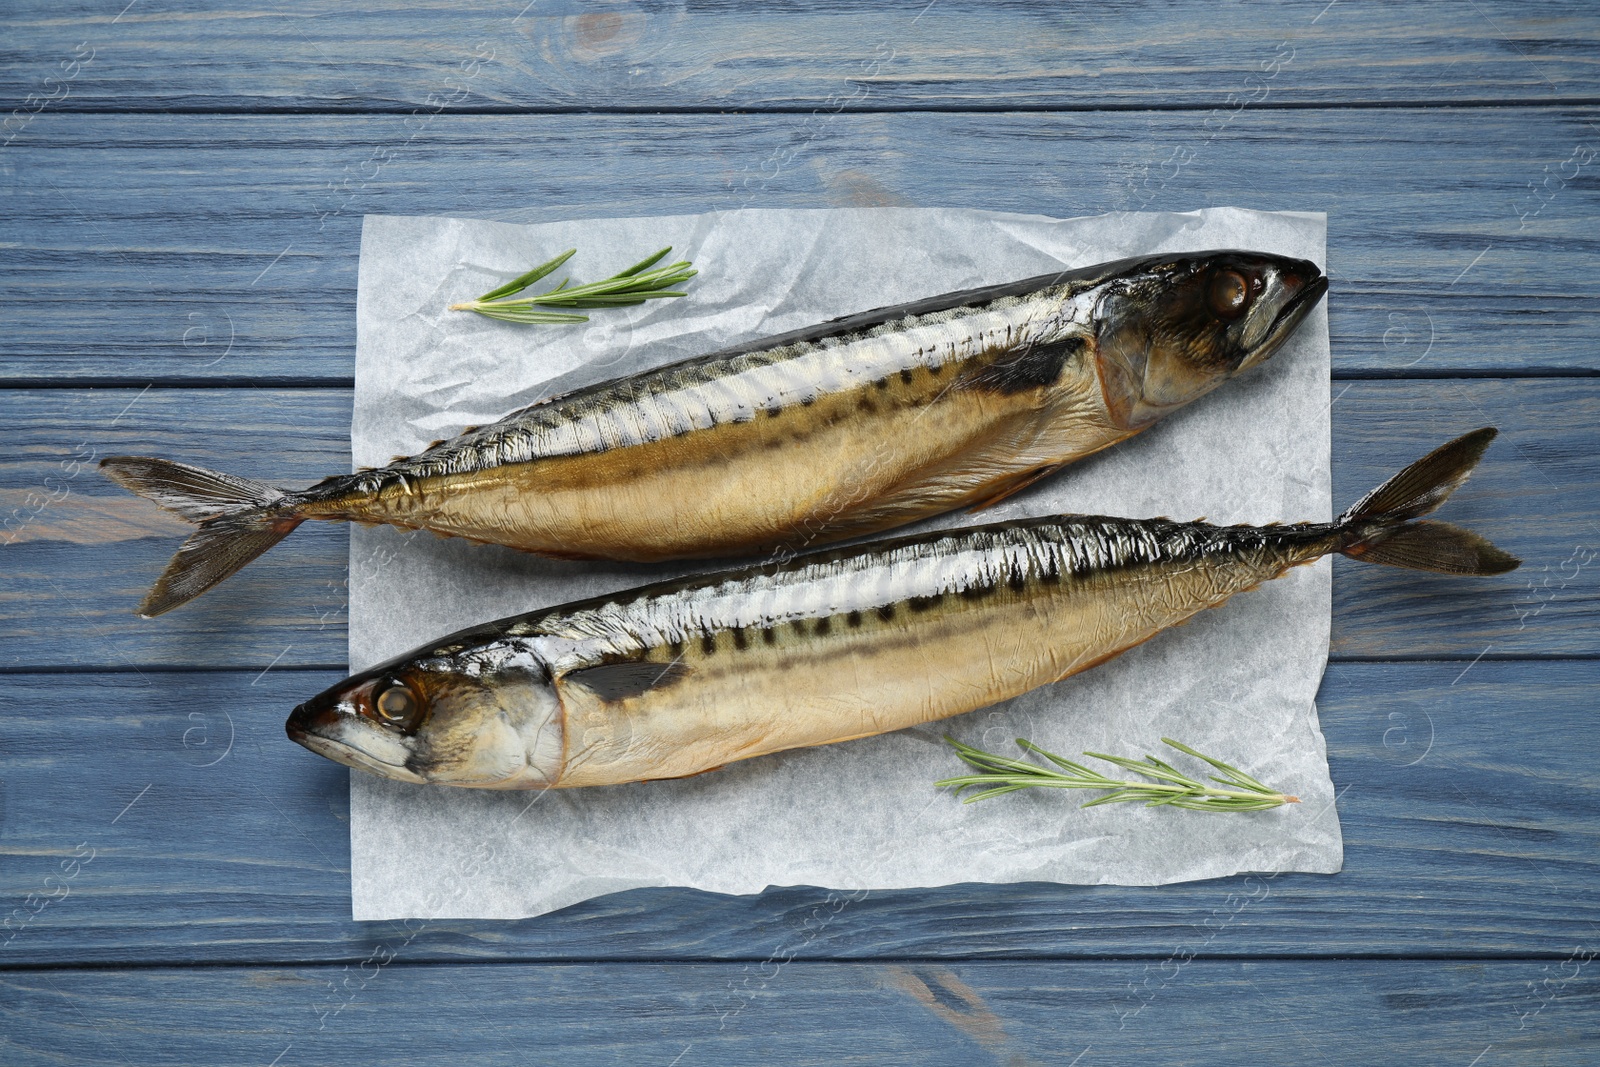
[4,1,1599,112]
[1,379,1590,671]
[5,960,1597,1067]
[3,108,1599,383]
[0,664,1593,966]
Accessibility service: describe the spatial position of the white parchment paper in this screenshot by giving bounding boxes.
[348,207,1340,921]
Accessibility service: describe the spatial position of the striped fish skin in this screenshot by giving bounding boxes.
[286,514,1338,789]
[299,250,1326,560]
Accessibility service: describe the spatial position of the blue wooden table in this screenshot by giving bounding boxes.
[4,2,1598,1062]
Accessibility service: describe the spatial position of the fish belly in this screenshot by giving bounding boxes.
[400,374,1113,560]
[550,557,1270,787]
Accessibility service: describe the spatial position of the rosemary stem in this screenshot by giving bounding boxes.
[938,735,1300,812]
[451,246,696,326]
[941,777,1298,804]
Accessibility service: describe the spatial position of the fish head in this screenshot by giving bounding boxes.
[1092,251,1327,430]
[286,639,564,789]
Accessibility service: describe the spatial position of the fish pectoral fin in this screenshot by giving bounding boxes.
[641,764,726,783]
[563,658,693,702]
[529,546,609,562]
[966,464,1065,513]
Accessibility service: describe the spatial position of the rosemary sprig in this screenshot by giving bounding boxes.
[937,736,1300,812]
[449,246,697,325]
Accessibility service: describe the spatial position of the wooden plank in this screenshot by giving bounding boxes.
[3,108,1599,382]
[4,1,1598,112]
[6,959,1596,1066]
[1,388,354,671]
[1,379,1591,670]
[0,660,1593,967]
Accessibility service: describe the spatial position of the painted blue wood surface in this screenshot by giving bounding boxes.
[2,1,1597,1062]
[1,663,1595,967]
[6,0,1598,110]
[8,960,1598,1066]
[4,108,1600,383]
[3,380,1593,669]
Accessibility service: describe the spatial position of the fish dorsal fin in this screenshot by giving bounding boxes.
[562,658,692,702]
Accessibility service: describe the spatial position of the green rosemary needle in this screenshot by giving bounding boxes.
[449,246,697,325]
[936,736,1300,812]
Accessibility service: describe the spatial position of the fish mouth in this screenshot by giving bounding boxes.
[287,703,428,784]
[1240,268,1328,370]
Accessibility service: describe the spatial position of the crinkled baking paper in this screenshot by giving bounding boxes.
[348,206,1340,921]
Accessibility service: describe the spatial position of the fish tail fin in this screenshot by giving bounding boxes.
[99,456,304,617]
[1335,428,1519,576]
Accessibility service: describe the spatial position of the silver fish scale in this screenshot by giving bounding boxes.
[338,282,1088,496]
[475,516,1291,669]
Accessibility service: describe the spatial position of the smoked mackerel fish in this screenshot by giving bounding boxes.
[287,429,1515,789]
[104,251,1325,616]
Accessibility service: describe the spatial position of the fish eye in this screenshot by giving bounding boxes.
[1208,269,1252,319]
[371,678,422,729]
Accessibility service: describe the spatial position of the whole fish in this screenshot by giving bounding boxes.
[104,250,1326,617]
[288,429,1515,789]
